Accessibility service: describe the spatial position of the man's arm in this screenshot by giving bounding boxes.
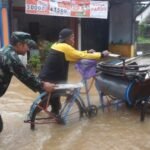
[63,45,101,62]
[7,52,43,92]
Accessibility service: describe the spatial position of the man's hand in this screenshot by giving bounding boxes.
[88,49,96,53]
[101,50,109,57]
[42,82,55,93]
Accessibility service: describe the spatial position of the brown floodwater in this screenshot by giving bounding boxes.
[0,62,150,150]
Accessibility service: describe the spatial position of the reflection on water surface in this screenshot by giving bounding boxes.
[0,63,150,150]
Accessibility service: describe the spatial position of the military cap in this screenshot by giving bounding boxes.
[11,31,31,41]
[11,31,37,49]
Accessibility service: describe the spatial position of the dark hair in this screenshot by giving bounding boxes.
[10,38,25,46]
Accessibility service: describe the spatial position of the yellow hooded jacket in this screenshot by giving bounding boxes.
[51,43,101,62]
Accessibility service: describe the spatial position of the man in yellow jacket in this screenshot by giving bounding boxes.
[38,28,109,115]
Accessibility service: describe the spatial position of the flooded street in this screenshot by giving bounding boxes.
[1,63,150,150]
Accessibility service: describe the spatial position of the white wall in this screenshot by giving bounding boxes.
[19,54,27,66]
[136,6,150,23]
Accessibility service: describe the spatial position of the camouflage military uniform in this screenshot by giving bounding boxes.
[0,44,42,96]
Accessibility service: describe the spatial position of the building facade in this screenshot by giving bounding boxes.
[1,0,150,57]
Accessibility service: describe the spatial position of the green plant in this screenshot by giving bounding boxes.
[137,36,150,43]
[44,41,54,58]
[38,40,54,63]
[28,55,41,72]
[138,23,150,37]
[137,23,150,43]
[139,23,145,37]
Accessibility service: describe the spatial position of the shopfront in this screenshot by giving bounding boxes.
[12,0,109,51]
[1,0,150,57]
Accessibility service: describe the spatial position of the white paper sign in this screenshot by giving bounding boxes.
[90,1,108,19]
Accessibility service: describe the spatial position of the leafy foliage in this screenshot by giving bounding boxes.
[38,40,54,63]
[28,39,54,72]
[28,55,41,72]
[137,23,150,43]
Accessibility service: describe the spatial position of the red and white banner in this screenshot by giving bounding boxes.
[26,0,49,15]
[25,0,108,19]
[71,0,90,17]
[49,1,71,16]
[90,1,108,19]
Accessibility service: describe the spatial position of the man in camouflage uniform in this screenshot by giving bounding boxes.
[0,31,55,132]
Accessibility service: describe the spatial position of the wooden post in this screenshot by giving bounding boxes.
[0,0,10,47]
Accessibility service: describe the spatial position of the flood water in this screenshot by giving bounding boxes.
[1,62,150,150]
